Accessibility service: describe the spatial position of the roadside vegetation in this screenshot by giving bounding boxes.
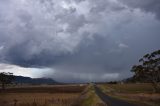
[73,84,106,106]
[99,83,160,106]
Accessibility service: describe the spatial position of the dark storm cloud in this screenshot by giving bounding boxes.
[0,0,160,82]
[90,0,125,13]
[119,0,160,19]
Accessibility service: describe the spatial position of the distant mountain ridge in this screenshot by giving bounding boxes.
[13,76,58,84]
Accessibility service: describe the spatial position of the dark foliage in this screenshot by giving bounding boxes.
[131,50,160,92]
[0,72,14,90]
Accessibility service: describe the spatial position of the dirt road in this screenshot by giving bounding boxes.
[94,86,138,106]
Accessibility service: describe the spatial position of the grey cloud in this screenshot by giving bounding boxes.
[0,0,160,82]
[74,0,86,3]
[90,0,125,13]
[119,0,160,20]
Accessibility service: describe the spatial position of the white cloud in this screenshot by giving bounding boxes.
[0,63,53,78]
[118,43,129,48]
[102,73,120,80]
[0,45,4,51]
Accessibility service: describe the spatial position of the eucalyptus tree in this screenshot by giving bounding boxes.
[131,50,160,92]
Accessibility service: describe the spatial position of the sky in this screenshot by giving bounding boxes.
[0,0,160,83]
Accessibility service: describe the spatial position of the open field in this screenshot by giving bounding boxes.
[99,83,160,106]
[2,85,86,93]
[101,83,154,93]
[0,93,79,106]
[1,83,160,106]
[0,85,86,106]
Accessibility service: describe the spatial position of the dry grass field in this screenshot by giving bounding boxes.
[102,83,154,93]
[3,85,86,93]
[0,85,86,106]
[99,83,160,106]
[0,93,79,106]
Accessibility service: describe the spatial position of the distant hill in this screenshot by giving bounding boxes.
[13,76,58,85]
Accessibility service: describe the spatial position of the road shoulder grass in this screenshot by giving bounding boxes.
[98,84,160,106]
[73,84,107,106]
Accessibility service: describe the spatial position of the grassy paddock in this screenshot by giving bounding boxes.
[0,85,86,106]
[0,93,79,106]
[102,83,154,93]
[99,83,160,106]
[1,85,86,93]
